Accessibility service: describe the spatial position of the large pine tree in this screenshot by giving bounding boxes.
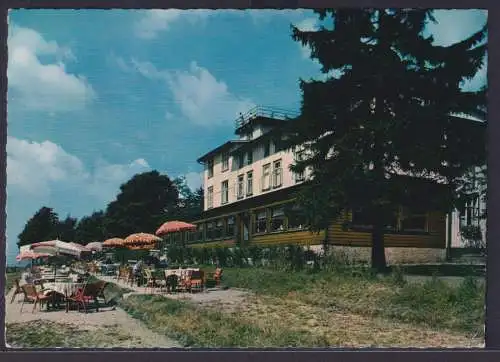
[286,9,487,271]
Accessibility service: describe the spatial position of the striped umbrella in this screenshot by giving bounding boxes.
[103,238,125,248]
[123,233,161,248]
[155,220,196,236]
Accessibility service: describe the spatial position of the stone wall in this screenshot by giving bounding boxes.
[306,245,446,264]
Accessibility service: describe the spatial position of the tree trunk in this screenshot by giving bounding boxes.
[371,216,388,273]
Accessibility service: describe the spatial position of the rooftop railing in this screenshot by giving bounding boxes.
[234,106,300,130]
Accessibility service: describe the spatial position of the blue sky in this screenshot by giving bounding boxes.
[6,9,487,265]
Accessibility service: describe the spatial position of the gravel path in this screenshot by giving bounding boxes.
[5,287,181,348]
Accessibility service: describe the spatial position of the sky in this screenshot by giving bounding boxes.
[5,9,487,265]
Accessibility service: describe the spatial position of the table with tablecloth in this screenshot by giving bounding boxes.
[42,281,85,312]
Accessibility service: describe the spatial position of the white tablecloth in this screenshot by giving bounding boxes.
[42,282,84,297]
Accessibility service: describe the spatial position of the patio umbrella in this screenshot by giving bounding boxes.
[103,238,125,248]
[123,233,161,248]
[156,220,196,236]
[86,242,103,252]
[30,240,90,258]
[16,250,50,262]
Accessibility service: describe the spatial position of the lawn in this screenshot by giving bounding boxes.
[6,321,144,348]
[120,266,485,348]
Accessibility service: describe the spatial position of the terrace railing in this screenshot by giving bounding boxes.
[234,106,300,130]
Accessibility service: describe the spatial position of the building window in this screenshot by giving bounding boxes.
[206,222,215,240]
[286,205,307,230]
[294,150,306,182]
[237,175,245,199]
[172,232,182,243]
[196,224,204,241]
[186,230,197,243]
[351,208,398,231]
[221,181,229,205]
[270,206,286,232]
[254,210,267,234]
[207,159,214,178]
[262,163,271,191]
[215,219,224,239]
[221,153,229,172]
[207,186,214,209]
[226,216,235,237]
[400,207,427,232]
[273,159,283,188]
[238,154,244,169]
[246,171,253,196]
[264,142,270,157]
[247,150,253,165]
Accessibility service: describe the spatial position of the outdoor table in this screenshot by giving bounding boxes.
[42,281,85,312]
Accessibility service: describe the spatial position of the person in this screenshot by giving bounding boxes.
[20,266,32,285]
[132,260,143,285]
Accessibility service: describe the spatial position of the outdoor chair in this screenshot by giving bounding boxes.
[153,269,167,293]
[67,282,101,313]
[165,273,179,293]
[10,279,24,304]
[189,270,205,293]
[20,284,51,313]
[178,270,193,292]
[209,268,223,287]
[117,267,128,282]
[143,269,156,293]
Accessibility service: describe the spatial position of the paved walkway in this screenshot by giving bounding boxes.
[5,286,181,348]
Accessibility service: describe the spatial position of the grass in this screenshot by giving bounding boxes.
[119,266,484,347]
[220,267,485,336]
[120,295,329,347]
[6,320,144,348]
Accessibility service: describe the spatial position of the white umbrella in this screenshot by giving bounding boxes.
[31,240,90,258]
[85,242,103,252]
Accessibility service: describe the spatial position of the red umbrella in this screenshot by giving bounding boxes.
[156,220,196,236]
[124,233,161,246]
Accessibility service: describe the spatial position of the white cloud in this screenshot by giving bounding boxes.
[118,58,255,126]
[134,9,214,39]
[167,61,255,125]
[8,25,96,113]
[7,136,150,202]
[185,171,203,191]
[6,136,153,264]
[7,136,86,196]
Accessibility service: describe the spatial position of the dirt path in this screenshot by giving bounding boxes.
[5,287,181,348]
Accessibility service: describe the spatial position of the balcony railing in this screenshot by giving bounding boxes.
[234,106,300,130]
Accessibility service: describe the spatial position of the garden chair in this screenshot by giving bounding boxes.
[178,270,193,292]
[20,284,51,313]
[67,281,101,313]
[10,279,24,304]
[165,273,179,293]
[143,269,156,293]
[189,270,205,293]
[211,267,223,287]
